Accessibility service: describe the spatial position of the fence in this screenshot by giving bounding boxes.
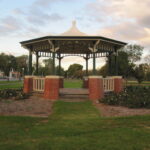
[32,76,114,93]
[103,77,114,92]
[33,77,45,92]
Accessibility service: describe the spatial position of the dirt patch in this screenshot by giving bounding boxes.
[94,102,150,117]
[0,95,53,117]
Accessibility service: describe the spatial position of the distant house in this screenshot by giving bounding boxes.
[9,71,20,78]
[0,71,4,78]
[9,69,20,79]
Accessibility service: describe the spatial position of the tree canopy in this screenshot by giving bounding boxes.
[0,43,149,82]
[0,53,28,76]
[122,44,144,63]
[67,64,83,78]
[98,44,150,82]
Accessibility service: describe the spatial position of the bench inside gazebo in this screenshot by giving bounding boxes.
[20,21,127,101]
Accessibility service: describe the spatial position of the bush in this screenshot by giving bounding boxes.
[100,86,150,108]
[0,89,30,100]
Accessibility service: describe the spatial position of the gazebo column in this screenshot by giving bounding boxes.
[58,55,62,76]
[114,47,118,75]
[93,52,96,75]
[58,54,64,88]
[52,52,56,75]
[108,52,112,76]
[84,54,89,76]
[28,50,32,75]
[36,52,39,75]
[86,58,89,76]
[83,55,89,88]
[58,58,61,75]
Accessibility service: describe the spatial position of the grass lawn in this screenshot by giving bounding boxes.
[127,81,150,84]
[64,79,82,88]
[0,82,23,90]
[0,80,22,84]
[0,79,82,90]
[125,81,150,87]
[0,101,150,150]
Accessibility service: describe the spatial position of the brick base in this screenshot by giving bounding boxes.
[89,76,104,101]
[44,76,60,100]
[113,76,123,93]
[23,76,33,94]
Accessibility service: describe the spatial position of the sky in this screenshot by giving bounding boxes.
[0,0,150,70]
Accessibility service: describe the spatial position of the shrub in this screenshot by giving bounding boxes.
[0,89,30,100]
[100,86,150,108]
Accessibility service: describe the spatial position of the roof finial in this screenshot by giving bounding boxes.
[60,20,87,36]
[72,20,76,27]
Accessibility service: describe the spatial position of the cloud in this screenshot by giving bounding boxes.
[84,0,150,51]
[12,8,26,16]
[34,0,55,8]
[0,0,64,37]
[138,16,150,28]
[86,0,150,26]
[27,9,64,26]
[34,0,72,8]
[98,22,148,40]
[97,22,150,50]
[0,16,22,35]
[20,4,64,26]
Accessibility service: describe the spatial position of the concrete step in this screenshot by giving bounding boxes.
[59,88,89,95]
[59,88,89,102]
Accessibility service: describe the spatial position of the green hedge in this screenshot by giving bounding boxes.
[0,89,30,100]
[100,86,150,108]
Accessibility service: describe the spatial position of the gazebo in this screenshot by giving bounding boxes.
[21,21,127,101]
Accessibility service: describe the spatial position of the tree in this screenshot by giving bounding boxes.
[111,51,131,77]
[98,51,134,78]
[16,55,28,76]
[146,72,150,81]
[122,44,144,63]
[37,58,53,76]
[139,63,150,81]
[98,45,144,78]
[67,64,83,78]
[55,66,65,76]
[97,64,108,77]
[134,64,145,83]
[0,53,18,76]
[144,54,150,65]
[74,70,83,79]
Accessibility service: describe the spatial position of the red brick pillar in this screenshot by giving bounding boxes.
[44,76,60,100]
[88,76,104,101]
[83,77,89,88]
[59,76,64,88]
[23,76,33,94]
[113,76,123,93]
